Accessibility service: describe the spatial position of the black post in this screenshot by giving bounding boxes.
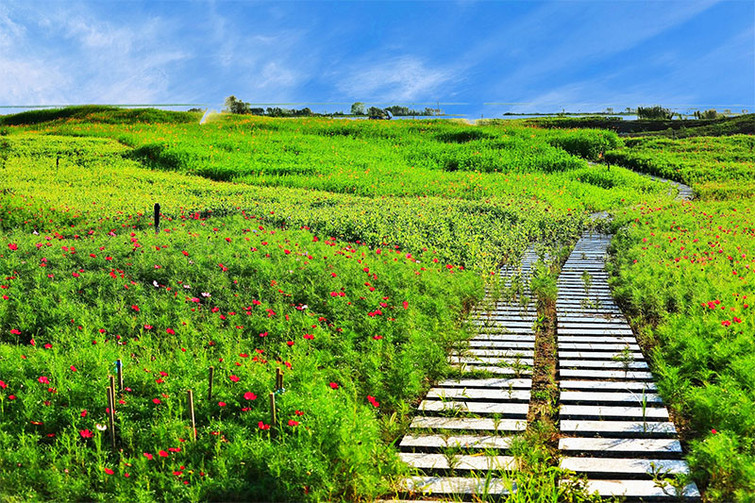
[154,203,161,234]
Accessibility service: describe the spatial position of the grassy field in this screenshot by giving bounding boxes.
[1,107,752,500]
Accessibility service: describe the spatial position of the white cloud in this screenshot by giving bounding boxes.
[335,56,458,101]
[0,57,70,105]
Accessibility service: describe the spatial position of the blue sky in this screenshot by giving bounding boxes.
[1,0,753,117]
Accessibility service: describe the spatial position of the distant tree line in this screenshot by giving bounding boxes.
[223,96,442,118]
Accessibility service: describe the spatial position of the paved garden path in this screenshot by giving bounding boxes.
[398,248,538,499]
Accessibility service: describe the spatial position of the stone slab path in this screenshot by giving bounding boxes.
[397,248,539,499]
[556,233,700,500]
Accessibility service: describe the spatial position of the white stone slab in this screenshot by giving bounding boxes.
[560,380,657,392]
[470,323,535,334]
[472,334,536,342]
[560,391,662,404]
[452,356,534,366]
[467,349,535,358]
[560,405,669,419]
[559,369,653,380]
[560,457,689,475]
[419,400,530,416]
[558,343,641,351]
[560,360,648,369]
[558,328,634,336]
[581,480,700,499]
[470,319,534,327]
[558,351,644,360]
[400,433,513,451]
[427,388,531,401]
[401,476,512,496]
[468,341,535,349]
[400,453,517,471]
[559,419,676,437]
[558,323,631,331]
[410,416,526,432]
[438,378,532,389]
[558,317,627,324]
[454,364,531,376]
[559,437,681,454]
[558,336,637,344]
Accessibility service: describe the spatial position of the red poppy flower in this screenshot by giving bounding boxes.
[218,401,226,407]
[104,468,115,475]
[258,421,270,430]
[329,382,339,389]
[288,419,299,427]
[8,243,17,251]
[80,429,93,438]
[229,375,240,382]
[244,392,257,400]
[158,450,169,458]
[143,452,153,460]
[38,376,49,384]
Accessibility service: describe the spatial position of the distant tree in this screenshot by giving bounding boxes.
[351,102,366,115]
[694,109,720,120]
[367,106,389,119]
[224,95,251,114]
[187,107,203,113]
[637,105,673,120]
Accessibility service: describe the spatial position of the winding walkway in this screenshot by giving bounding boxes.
[396,176,698,500]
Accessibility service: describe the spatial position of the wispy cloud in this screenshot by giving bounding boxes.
[334,55,460,101]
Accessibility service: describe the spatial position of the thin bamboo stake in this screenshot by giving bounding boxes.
[208,366,215,400]
[187,390,197,441]
[276,367,283,390]
[106,385,116,449]
[116,359,123,393]
[269,392,277,427]
[108,375,116,414]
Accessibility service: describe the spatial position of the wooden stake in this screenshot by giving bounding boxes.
[154,203,161,234]
[106,385,116,449]
[108,375,116,414]
[276,367,283,391]
[187,390,197,441]
[269,392,277,426]
[116,360,123,393]
[208,366,215,401]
